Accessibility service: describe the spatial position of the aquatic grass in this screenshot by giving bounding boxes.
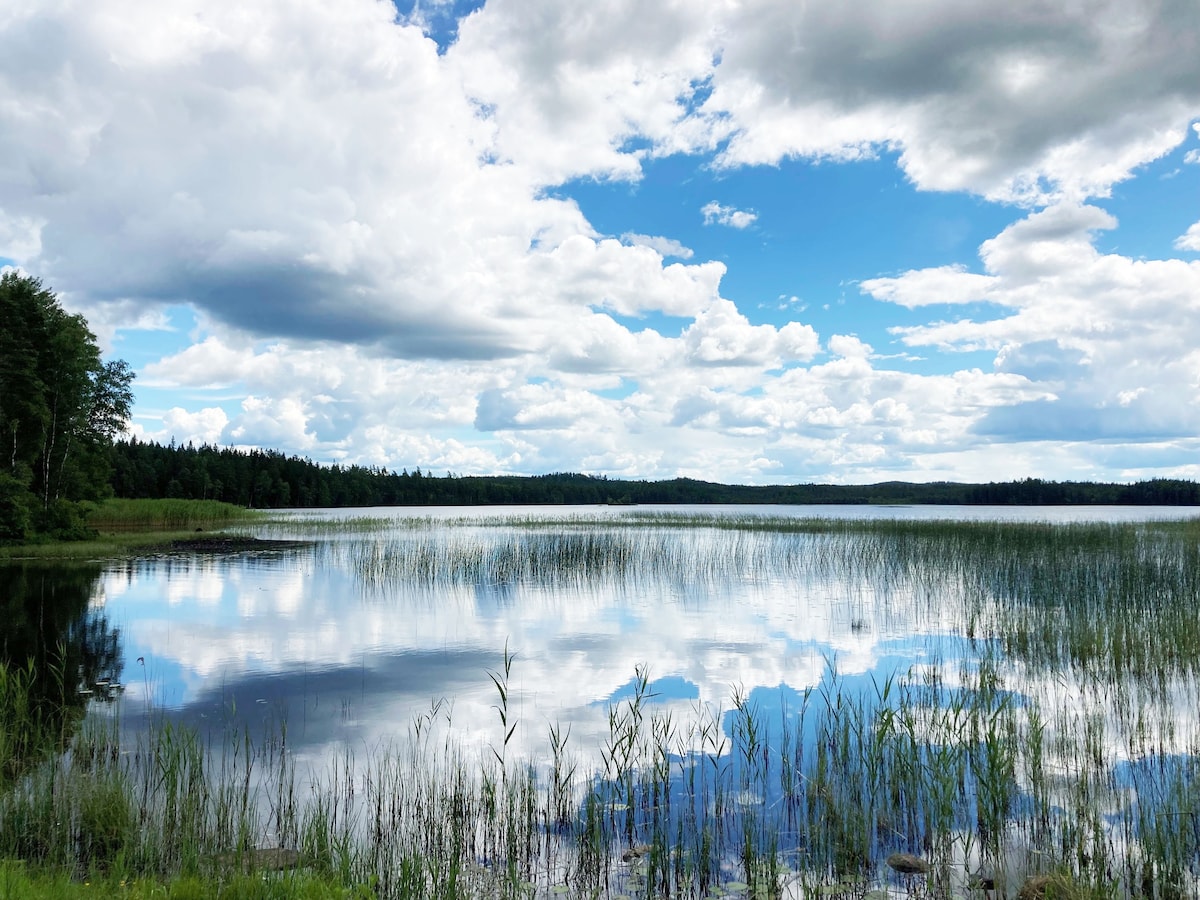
[341,512,1200,689]
[3,655,1200,897]
[7,513,1200,896]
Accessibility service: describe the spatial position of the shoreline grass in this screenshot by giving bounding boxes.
[87,499,264,533]
[0,500,266,561]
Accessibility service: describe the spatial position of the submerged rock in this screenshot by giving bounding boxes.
[215,847,301,871]
[969,867,997,890]
[885,852,930,875]
[620,844,652,862]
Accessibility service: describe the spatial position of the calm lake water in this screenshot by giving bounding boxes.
[74,504,1200,767]
[10,503,1200,895]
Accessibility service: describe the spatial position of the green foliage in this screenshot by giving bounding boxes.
[87,499,260,532]
[0,471,34,542]
[109,438,1200,508]
[0,862,367,899]
[0,563,121,783]
[0,273,134,540]
[33,499,99,542]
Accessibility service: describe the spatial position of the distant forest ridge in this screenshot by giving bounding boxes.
[109,439,1200,508]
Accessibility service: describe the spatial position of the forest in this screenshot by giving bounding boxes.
[109,437,1200,509]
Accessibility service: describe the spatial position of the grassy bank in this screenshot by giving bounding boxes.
[0,861,369,899]
[87,499,262,533]
[0,500,265,561]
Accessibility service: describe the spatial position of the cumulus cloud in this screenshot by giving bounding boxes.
[827,335,873,359]
[1175,221,1200,252]
[682,300,818,366]
[698,1,1200,202]
[701,201,757,229]
[621,232,693,259]
[860,265,998,309]
[868,205,1200,444]
[0,0,735,366]
[3,0,1200,483]
[447,0,1200,201]
[130,406,230,447]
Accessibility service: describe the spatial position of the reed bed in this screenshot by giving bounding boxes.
[3,655,1199,898]
[88,499,262,532]
[5,513,1200,897]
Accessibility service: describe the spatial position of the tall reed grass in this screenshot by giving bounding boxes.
[4,653,1199,898]
[88,499,262,532]
[5,513,1200,897]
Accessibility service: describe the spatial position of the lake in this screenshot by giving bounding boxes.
[8,504,1200,897]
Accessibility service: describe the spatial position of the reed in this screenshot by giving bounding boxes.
[88,499,262,532]
[3,653,1199,897]
[6,512,1200,897]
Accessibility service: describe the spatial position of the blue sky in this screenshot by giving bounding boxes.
[2,0,1200,484]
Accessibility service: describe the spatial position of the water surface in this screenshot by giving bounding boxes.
[82,504,1200,766]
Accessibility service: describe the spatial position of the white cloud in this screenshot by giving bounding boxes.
[130,406,229,447]
[698,1,1200,202]
[227,396,317,451]
[827,335,873,359]
[1175,221,1200,252]
[682,300,819,367]
[449,0,1200,203]
[0,211,43,260]
[701,201,757,229]
[527,236,724,319]
[870,205,1200,443]
[0,0,734,366]
[620,232,693,259]
[3,0,1200,484]
[861,265,998,309]
[450,0,717,185]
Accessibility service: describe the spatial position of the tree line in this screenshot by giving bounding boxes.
[109,438,1200,509]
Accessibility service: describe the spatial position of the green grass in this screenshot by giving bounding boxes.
[0,500,266,560]
[0,531,240,561]
[0,861,372,899]
[87,500,262,533]
[3,655,1198,898]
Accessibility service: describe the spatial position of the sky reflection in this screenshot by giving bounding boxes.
[92,505,1200,773]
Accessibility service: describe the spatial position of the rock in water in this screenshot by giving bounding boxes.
[885,852,931,875]
[969,867,997,890]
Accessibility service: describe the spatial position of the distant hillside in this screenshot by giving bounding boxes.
[108,439,1200,509]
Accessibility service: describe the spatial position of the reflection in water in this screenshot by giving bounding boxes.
[46,508,1200,892]
[0,562,123,774]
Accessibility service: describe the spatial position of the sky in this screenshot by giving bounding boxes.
[2,0,1200,485]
